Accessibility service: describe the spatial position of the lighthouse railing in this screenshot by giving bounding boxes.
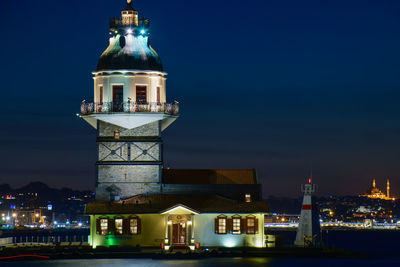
[80,101,179,116]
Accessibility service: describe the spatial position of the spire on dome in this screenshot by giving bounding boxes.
[122,0,138,26]
[124,0,135,11]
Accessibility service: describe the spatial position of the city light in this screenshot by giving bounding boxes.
[127,29,133,34]
[140,29,146,34]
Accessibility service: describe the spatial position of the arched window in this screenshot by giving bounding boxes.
[126,216,141,235]
[114,217,124,235]
[232,215,242,235]
[215,215,227,234]
[246,215,258,235]
[96,217,109,236]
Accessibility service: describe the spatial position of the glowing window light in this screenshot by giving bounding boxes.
[130,218,138,234]
[127,29,133,34]
[115,218,123,235]
[232,218,241,234]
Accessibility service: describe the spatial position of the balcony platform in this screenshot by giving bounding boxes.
[79,102,179,131]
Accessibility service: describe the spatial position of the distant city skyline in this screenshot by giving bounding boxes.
[1,0,400,197]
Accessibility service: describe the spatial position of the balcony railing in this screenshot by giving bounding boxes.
[80,101,179,116]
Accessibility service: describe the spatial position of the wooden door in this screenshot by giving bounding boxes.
[172,222,186,246]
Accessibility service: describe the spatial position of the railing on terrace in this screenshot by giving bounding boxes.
[80,101,179,116]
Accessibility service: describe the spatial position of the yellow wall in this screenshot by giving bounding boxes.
[91,214,166,248]
[193,213,265,248]
[90,212,266,248]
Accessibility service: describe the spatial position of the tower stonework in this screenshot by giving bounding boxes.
[80,1,178,201]
[95,120,163,201]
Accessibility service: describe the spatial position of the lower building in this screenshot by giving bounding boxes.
[86,194,267,249]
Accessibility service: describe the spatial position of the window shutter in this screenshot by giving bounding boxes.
[96,218,101,234]
[241,218,247,233]
[255,218,259,234]
[214,218,219,234]
[227,218,233,234]
[123,218,129,235]
[108,218,114,234]
[137,217,141,234]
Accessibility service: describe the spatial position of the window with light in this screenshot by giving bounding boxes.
[232,218,241,234]
[100,219,108,235]
[247,217,256,234]
[218,218,227,234]
[245,194,251,202]
[130,218,138,234]
[115,218,123,235]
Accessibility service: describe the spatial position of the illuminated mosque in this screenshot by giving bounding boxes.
[79,1,268,250]
[359,178,395,201]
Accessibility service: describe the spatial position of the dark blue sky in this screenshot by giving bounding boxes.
[1,0,400,197]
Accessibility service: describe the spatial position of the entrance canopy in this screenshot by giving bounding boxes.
[161,205,200,215]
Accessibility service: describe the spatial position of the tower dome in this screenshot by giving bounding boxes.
[97,1,163,71]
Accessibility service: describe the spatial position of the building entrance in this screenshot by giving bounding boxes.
[172,222,186,246]
[168,214,191,248]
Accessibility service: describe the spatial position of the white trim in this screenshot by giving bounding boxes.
[161,205,200,215]
[93,70,168,77]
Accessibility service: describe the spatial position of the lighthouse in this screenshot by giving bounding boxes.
[79,0,179,201]
[294,178,321,247]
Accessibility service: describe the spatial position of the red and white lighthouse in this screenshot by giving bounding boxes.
[294,178,321,247]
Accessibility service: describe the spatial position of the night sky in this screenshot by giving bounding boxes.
[2,0,400,197]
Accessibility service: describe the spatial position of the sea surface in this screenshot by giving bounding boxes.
[2,230,400,266]
[3,258,400,267]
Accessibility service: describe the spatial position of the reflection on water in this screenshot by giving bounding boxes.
[3,258,400,267]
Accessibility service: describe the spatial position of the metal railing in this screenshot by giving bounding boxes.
[80,101,179,116]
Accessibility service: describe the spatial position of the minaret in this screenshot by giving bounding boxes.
[79,1,179,201]
[387,179,390,198]
[373,178,376,188]
[294,178,321,247]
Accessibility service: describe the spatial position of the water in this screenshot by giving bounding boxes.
[2,230,400,266]
[269,229,400,254]
[3,258,400,267]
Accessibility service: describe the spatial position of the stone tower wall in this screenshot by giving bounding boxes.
[95,120,162,201]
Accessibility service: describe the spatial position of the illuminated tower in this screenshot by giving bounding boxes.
[373,178,376,188]
[387,179,390,198]
[294,179,320,247]
[79,1,179,201]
